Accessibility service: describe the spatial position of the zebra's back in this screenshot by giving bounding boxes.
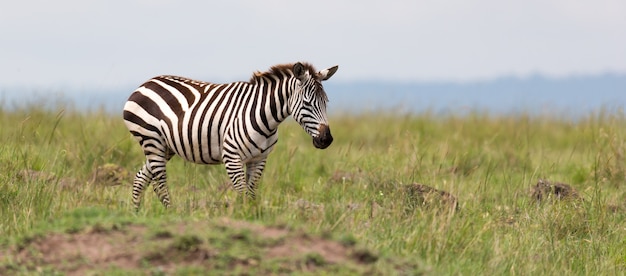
[123,75,243,165]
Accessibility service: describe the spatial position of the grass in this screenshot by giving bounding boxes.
[0,104,625,274]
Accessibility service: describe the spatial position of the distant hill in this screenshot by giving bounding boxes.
[324,73,626,117]
[2,73,625,118]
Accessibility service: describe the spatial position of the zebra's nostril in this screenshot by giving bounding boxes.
[325,133,333,144]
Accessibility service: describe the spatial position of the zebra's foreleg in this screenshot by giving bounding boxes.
[223,155,248,196]
[245,159,267,199]
[132,161,153,210]
[223,128,252,200]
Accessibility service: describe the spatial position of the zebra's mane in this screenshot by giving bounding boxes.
[249,63,328,102]
[249,62,317,84]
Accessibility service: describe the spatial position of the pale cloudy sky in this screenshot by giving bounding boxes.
[1,0,624,88]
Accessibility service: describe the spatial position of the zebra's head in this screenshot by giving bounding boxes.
[290,62,338,149]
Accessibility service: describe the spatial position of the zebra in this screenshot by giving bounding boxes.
[123,62,338,209]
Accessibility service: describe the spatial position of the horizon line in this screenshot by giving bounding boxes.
[1,71,626,91]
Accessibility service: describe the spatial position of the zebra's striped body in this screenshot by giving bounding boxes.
[123,62,338,209]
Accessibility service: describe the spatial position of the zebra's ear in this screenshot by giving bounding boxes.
[293,62,307,82]
[318,65,338,81]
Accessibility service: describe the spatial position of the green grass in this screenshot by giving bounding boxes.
[0,105,625,274]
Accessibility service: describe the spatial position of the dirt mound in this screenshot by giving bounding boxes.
[403,183,459,212]
[329,169,366,183]
[17,163,131,188]
[89,163,132,186]
[531,179,582,202]
[18,169,77,189]
[1,219,385,275]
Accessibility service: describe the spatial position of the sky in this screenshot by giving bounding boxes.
[1,0,625,89]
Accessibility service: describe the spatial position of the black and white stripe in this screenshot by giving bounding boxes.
[123,62,338,209]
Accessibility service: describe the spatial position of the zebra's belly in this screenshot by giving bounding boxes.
[164,136,224,165]
[237,134,279,164]
[195,145,224,165]
[163,121,279,165]
[170,141,274,165]
[174,152,224,165]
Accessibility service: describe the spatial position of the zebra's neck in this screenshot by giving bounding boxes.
[251,75,298,130]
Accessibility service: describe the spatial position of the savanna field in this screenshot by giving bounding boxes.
[0,105,625,275]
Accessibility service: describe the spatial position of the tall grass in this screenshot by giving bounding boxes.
[0,106,624,274]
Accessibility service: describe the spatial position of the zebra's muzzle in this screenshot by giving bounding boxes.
[313,124,333,149]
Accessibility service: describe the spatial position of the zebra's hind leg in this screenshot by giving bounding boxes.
[132,161,153,210]
[245,159,267,199]
[133,155,171,210]
[150,155,172,208]
[152,173,171,208]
